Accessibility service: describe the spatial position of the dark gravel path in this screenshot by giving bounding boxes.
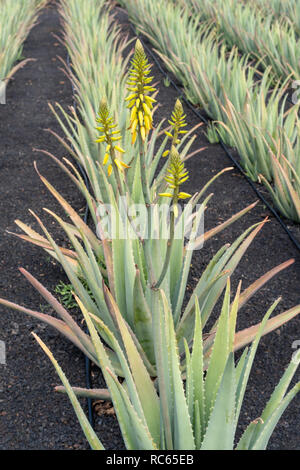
[0,1,299,451]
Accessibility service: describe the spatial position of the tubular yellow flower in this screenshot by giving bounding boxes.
[164,99,187,146]
[127,39,157,142]
[159,146,191,201]
[103,153,109,165]
[95,97,129,175]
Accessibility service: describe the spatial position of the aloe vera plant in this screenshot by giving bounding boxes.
[118,0,300,222]
[2,37,300,372]
[188,0,300,82]
[32,281,300,450]
[0,0,47,83]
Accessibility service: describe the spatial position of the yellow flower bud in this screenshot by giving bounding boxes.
[178,192,192,199]
[114,145,125,154]
[165,131,173,138]
[107,164,113,176]
[140,126,146,141]
[138,111,144,127]
[132,130,137,145]
[103,153,109,165]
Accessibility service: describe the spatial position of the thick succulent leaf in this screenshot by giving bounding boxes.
[32,333,104,450]
[248,349,300,448]
[133,269,155,365]
[104,284,160,446]
[237,259,295,310]
[250,383,300,450]
[18,268,97,360]
[80,299,156,450]
[35,165,100,253]
[161,290,195,450]
[235,298,282,424]
[55,385,111,401]
[152,289,173,449]
[0,297,97,363]
[235,419,260,450]
[191,298,205,446]
[234,304,300,352]
[204,279,231,422]
[201,201,258,245]
[102,282,156,376]
[201,353,236,450]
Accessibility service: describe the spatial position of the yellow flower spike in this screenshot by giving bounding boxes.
[107,164,113,177]
[163,146,191,197]
[167,98,188,146]
[95,97,123,147]
[127,39,156,142]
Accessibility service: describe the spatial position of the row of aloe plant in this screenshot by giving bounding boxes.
[1,0,299,450]
[118,0,300,222]
[185,0,300,82]
[0,0,48,95]
[254,0,300,35]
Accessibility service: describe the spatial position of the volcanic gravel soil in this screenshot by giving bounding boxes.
[0,1,299,450]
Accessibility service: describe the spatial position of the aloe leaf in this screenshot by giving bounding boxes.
[204,279,231,423]
[152,288,173,449]
[191,298,205,445]
[18,268,97,360]
[133,269,155,365]
[32,333,104,450]
[55,385,111,401]
[35,165,100,253]
[234,304,300,352]
[161,291,195,450]
[235,419,259,450]
[202,201,258,244]
[201,353,236,450]
[235,298,282,424]
[237,259,295,310]
[248,349,300,448]
[79,298,156,450]
[250,383,300,450]
[101,284,160,446]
